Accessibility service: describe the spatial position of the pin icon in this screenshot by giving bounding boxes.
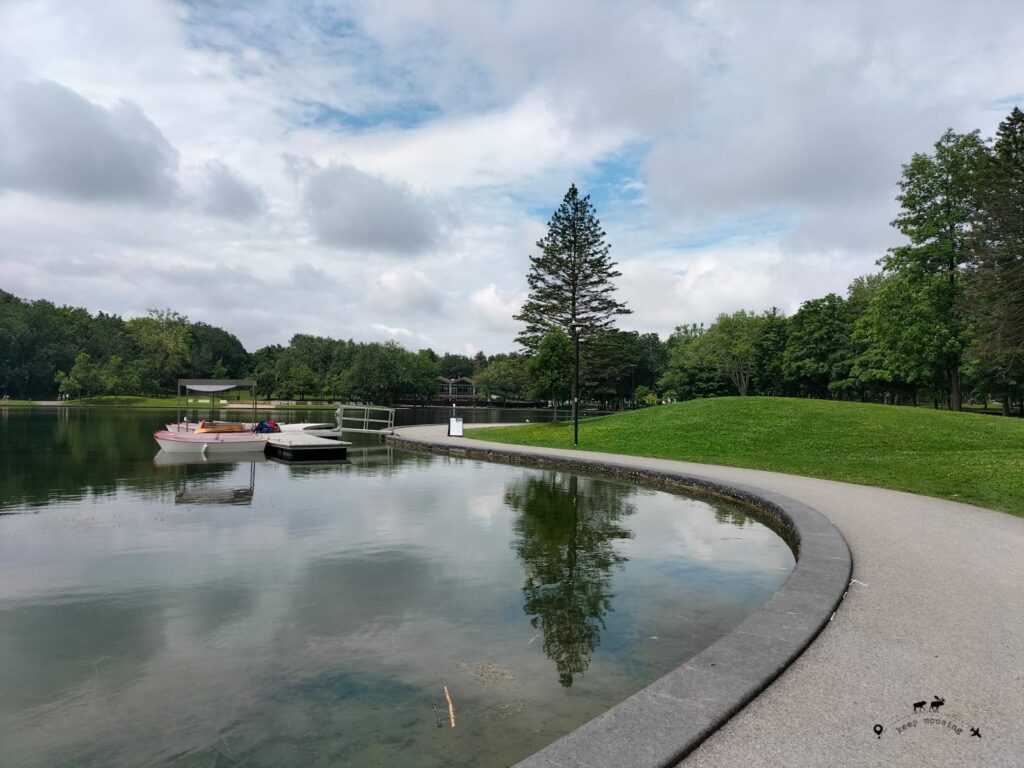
[873,724,884,739]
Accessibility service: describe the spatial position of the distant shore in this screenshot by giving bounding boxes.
[3,398,340,410]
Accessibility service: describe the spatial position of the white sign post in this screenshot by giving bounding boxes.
[448,417,464,437]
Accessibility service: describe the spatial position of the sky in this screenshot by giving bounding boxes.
[1,1,1022,355]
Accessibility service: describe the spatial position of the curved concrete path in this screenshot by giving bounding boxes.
[389,425,1024,767]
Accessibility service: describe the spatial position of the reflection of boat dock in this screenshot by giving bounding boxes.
[265,433,351,460]
[153,452,261,505]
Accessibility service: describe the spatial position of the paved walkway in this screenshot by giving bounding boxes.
[391,425,1024,767]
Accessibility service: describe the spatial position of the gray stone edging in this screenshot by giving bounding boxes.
[384,433,852,768]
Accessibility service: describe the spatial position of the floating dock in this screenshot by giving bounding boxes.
[265,434,351,461]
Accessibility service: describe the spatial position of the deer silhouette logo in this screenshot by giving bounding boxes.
[913,700,926,713]
[930,696,945,712]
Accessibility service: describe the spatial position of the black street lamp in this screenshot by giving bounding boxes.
[572,324,582,447]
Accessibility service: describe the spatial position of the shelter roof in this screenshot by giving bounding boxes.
[177,379,257,393]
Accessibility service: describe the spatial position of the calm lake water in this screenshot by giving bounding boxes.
[0,408,794,767]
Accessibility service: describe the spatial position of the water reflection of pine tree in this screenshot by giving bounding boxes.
[506,472,636,687]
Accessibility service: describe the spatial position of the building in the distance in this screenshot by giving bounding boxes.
[438,376,475,400]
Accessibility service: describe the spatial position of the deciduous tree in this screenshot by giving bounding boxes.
[690,311,765,396]
[882,128,991,409]
[474,354,529,401]
[528,327,573,405]
[784,294,854,397]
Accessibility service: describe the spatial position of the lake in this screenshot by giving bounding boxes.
[0,408,794,767]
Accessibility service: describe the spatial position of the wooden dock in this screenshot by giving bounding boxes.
[265,434,351,461]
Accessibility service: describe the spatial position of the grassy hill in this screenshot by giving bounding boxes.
[477,397,1024,516]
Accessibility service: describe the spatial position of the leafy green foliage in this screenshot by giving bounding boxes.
[345,342,437,404]
[880,128,991,409]
[439,353,475,379]
[577,329,667,406]
[528,327,573,403]
[752,307,788,395]
[474,353,529,401]
[688,310,767,396]
[783,294,853,396]
[657,324,731,400]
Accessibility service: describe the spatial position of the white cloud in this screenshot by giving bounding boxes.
[367,323,430,344]
[470,284,523,334]
[0,80,178,203]
[368,268,446,316]
[618,249,787,332]
[336,90,630,193]
[196,161,264,220]
[0,0,1022,355]
[303,163,442,254]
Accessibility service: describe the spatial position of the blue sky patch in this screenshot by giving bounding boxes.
[298,100,441,132]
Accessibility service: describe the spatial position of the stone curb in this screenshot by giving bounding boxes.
[385,432,852,768]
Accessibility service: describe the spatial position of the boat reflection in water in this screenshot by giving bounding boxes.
[153,451,263,505]
[151,445,400,505]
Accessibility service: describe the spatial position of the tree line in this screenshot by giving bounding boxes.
[658,107,1024,414]
[0,300,249,399]
[3,108,1019,412]
[0,287,663,405]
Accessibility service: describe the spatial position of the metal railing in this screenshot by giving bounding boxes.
[335,404,396,433]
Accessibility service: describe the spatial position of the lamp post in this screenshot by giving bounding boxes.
[572,324,582,447]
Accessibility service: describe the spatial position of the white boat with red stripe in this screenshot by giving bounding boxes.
[153,429,268,454]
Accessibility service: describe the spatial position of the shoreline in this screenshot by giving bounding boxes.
[387,424,1024,767]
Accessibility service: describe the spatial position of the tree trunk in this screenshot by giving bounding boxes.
[1002,393,1011,417]
[949,365,962,411]
[732,369,750,396]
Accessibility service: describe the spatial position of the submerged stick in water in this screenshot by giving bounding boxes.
[444,685,456,728]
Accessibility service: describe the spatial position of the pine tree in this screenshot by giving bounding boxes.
[515,184,630,351]
[970,107,1024,406]
[515,184,630,443]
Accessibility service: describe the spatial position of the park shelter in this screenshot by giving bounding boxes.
[437,376,475,400]
[176,378,258,423]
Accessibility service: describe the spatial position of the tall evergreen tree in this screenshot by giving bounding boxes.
[515,184,630,350]
[969,106,1024,404]
[515,184,630,440]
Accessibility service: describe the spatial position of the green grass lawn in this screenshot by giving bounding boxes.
[73,395,181,407]
[477,397,1024,516]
